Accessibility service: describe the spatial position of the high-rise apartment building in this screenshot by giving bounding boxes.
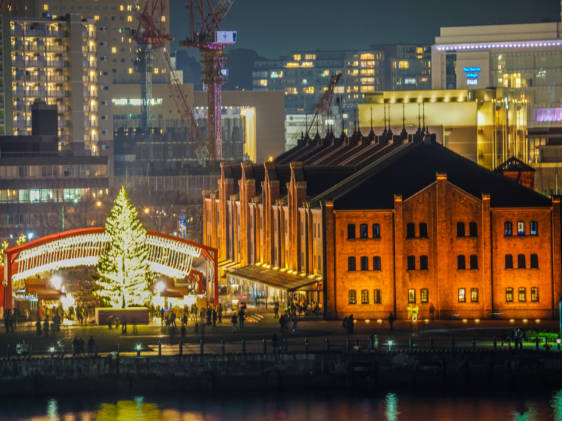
[373,44,431,91]
[253,50,385,148]
[1,14,98,154]
[29,0,170,155]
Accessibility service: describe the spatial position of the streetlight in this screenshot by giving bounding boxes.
[143,207,150,215]
[96,201,102,208]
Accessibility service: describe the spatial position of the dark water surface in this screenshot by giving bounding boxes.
[1,390,562,420]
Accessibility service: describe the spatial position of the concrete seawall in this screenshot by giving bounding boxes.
[0,350,560,396]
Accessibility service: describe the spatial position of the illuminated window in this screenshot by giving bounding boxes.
[128,67,133,74]
[360,86,375,93]
[506,287,514,302]
[301,62,314,68]
[408,289,416,304]
[127,15,133,22]
[161,15,166,23]
[360,77,375,84]
[293,54,301,61]
[471,288,479,303]
[285,62,299,68]
[530,221,538,236]
[416,47,423,54]
[303,86,314,94]
[305,54,316,60]
[127,5,132,11]
[111,47,117,54]
[43,3,49,11]
[458,288,466,303]
[321,69,330,77]
[517,221,525,236]
[518,287,526,302]
[361,289,369,304]
[504,221,513,236]
[154,68,159,74]
[347,69,358,76]
[120,4,124,11]
[398,60,409,69]
[420,288,429,303]
[258,79,267,87]
[531,287,539,302]
[348,290,356,305]
[360,69,375,76]
[360,53,374,60]
[94,15,100,21]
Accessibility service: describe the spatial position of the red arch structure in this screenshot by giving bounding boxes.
[0,227,218,311]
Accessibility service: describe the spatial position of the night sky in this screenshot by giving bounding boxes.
[170,0,561,58]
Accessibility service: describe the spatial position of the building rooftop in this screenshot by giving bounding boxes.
[313,140,550,210]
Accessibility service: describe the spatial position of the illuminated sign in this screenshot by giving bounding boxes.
[463,66,481,86]
[111,98,163,106]
[534,108,562,123]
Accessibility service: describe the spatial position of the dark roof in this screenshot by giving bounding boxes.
[312,141,550,210]
[494,157,535,173]
[303,167,355,197]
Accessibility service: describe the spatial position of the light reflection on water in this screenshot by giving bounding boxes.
[3,391,562,421]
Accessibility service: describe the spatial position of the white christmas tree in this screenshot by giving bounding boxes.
[94,186,153,308]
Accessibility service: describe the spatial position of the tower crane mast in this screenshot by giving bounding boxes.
[181,0,237,162]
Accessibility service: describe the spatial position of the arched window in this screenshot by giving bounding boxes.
[419,222,428,238]
[457,255,466,270]
[530,221,538,236]
[406,223,415,238]
[504,221,513,237]
[359,224,368,239]
[505,254,513,269]
[456,222,465,237]
[347,224,355,239]
[348,256,356,271]
[517,254,526,269]
[470,255,478,269]
[469,222,477,237]
[372,223,381,239]
[530,254,539,268]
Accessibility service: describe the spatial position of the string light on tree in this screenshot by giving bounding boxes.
[94,186,154,309]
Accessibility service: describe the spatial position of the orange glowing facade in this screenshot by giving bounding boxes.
[203,131,561,320]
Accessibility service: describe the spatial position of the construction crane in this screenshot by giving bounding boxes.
[181,0,238,162]
[133,0,208,165]
[133,0,172,134]
[306,73,342,137]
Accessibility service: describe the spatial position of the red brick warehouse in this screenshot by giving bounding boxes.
[203,130,561,320]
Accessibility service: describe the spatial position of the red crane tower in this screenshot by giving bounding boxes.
[133,0,172,133]
[181,0,237,161]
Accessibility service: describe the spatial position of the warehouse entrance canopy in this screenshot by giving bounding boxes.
[226,264,321,292]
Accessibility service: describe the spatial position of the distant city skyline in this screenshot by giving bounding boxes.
[171,0,561,58]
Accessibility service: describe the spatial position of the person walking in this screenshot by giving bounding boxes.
[238,307,245,329]
[212,309,217,327]
[88,336,96,356]
[274,301,279,319]
[217,303,223,324]
[388,312,395,332]
[231,313,238,332]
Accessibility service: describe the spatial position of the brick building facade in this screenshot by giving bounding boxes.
[203,131,561,320]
